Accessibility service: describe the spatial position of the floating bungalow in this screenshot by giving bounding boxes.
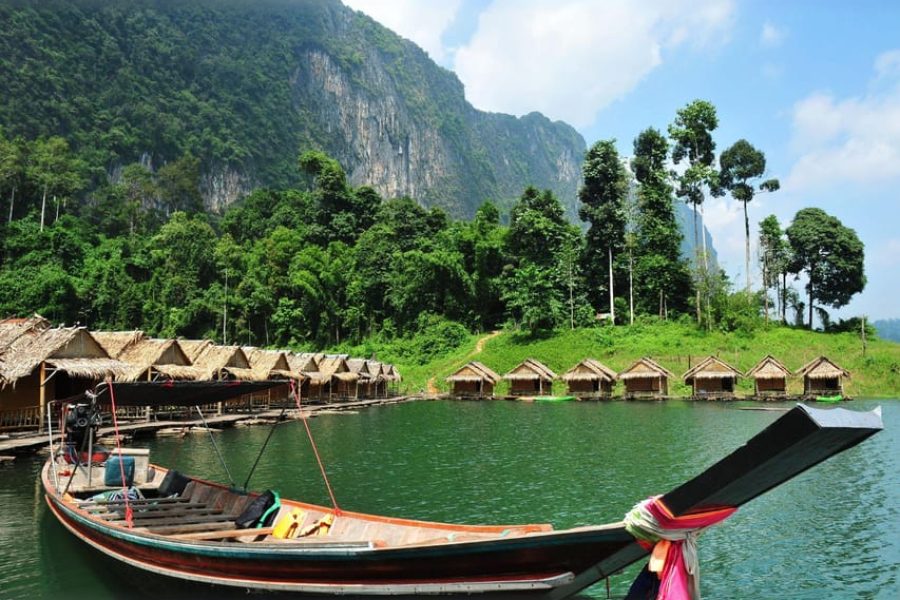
[366,361,386,398]
[796,356,850,397]
[347,358,374,399]
[746,355,791,399]
[0,326,129,431]
[291,353,326,401]
[682,356,742,400]
[384,363,401,395]
[318,355,358,401]
[188,344,255,381]
[446,361,502,398]
[503,359,556,396]
[114,337,203,382]
[560,359,617,399]
[618,357,674,399]
[244,348,298,406]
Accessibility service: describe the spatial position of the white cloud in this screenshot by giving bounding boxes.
[343,0,461,64]
[785,51,900,191]
[453,0,735,127]
[760,21,786,48]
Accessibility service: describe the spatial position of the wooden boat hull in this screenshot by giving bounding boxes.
[42,403,883,598]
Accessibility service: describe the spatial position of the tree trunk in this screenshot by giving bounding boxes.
[7,185,15,223]
[40,185,47,232]
[569,263,575,330]
[693,204,701,324]
[781,271,787,323]
[608,246,615,323]
[763,257,769,326]
[808,275,814,330]
[743,200,750,292]
[628,249,634,326]
[54,195,59,223]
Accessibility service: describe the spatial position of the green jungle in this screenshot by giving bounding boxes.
[2,98,897,397]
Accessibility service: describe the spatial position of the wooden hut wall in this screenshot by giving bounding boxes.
[804,376,842,394]
[624,377,666,396]
[450,380,494,398]
[756,377,786,394]
[0,370,43,411]
[566,379,612,397]
[509,379,545,395]
[692,376,734,395]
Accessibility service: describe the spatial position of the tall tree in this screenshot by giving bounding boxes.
[0,130,26,224]
[26,137,85,231]
[157,154,204,215]
[719,139,780,291]
[631,128,691,318]
[758,214,788,323]
[786,208,866,329]
[668,100,721,323]
[508,186,572,268]
[578,140,628,320]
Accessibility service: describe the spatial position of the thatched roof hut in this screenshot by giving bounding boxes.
[318,356,358,400]
[561,359,617,398]
[618,357,674,399]
[446,361,501,398]
[746,355,791,397]
[383,363,401,382]
[683,356,742,399]
[503,359,556,396]
[190,344,255,381]
[116,338,204,382]
[243,347,296,380]
[92,330,146,359]
[0,314,50,353]
[796,356,849,396]
[0,327,129,386]
[178,339,215,363]
[0,327,131,429]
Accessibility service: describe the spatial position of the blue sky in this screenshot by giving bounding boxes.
[344,0,900,321]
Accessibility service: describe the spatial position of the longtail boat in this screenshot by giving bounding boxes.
[42,381,882,598]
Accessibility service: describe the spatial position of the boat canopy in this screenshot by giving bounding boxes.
[81,380,287,407]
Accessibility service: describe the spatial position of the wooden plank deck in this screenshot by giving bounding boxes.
[0,396,413,455]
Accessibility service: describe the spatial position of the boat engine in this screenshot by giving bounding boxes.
[64,403,105,464]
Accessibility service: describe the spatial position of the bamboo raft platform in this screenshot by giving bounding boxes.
[0,396,413,455]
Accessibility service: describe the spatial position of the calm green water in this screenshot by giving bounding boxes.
[1,400,897,599]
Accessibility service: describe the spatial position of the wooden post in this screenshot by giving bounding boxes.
[39,362,47,434]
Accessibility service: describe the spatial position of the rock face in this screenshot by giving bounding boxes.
[286,7,584,218]
[0,0,584,218]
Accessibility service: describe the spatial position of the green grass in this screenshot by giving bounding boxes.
[391,322,900,398]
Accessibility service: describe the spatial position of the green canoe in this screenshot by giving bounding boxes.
[815,394,843,403]
[533,396,577,403]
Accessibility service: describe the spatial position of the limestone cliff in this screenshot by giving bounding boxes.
[0,0,584,218]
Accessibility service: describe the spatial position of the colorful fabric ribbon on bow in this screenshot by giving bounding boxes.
[624,496,737,600]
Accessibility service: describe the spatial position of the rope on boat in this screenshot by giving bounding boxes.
[107,379,133,528]
[292,380,342,516]
[624,496,736,600]
[242,403,288,491]
[193,405,236,488]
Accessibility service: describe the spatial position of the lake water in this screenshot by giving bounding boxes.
[1,399,897,599]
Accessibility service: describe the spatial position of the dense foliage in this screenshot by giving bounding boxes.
[0,0,584,219]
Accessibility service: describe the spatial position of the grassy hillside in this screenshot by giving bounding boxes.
[389,322,900,398]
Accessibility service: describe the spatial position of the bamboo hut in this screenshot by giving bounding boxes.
[291,353,326,401]
[115,338,204,382]
[796,356,849,397]
[746,355,791,398]
[683,356,742,399]
[0,327,129,431]
[618,357,673,399]
[503,359,556,396]
[0,315,50,353]
[318,356,358,401]
[346,358,373,399]
[367,361,387,398]
[178,339,215,363]
[383,363,401,396]
[244,348,296,406]
[92,330,146,360]
[561,359,617,399]
[190,345,255,381]
[446,361,501,398]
